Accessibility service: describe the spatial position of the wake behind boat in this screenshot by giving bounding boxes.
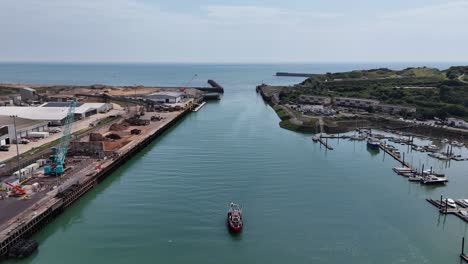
[227,202,243,233]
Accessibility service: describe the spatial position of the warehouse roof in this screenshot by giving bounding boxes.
[0,103,110,121]
[0,115,48,130]
[41,102,85,107]
[0,106,69,121]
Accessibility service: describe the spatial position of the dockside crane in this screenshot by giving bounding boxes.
[44,101,76,176]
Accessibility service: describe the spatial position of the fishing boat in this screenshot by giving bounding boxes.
[227,202,243,233]
[312,135,320,142]
[373,133,385,139]
[408,175,423,182]
[424,145,438,152]
[420,175,448,185]
[441,138,449,143]
[445,198,457,208]
[366,137,380,150]
[459,199,468,207]
[422,169,445,178]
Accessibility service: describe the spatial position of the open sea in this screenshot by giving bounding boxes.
[1,62,467,264]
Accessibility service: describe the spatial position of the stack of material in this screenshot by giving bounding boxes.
[105,133,121,140]
[109,123,128,131]
[89,133,104,141]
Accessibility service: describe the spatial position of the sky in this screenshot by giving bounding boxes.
[0,0,467,63]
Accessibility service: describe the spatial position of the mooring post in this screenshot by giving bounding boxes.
[403,152,405,164]
[445,198,448,212]
[440,194,443,205]
[462,237,465,256]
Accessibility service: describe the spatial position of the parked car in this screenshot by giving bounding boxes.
[19,138,30,144]
[0,163,6,168]
[0,145,9,151]
[49,127,62,133]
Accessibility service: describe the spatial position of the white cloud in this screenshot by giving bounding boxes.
[0,0,466,62]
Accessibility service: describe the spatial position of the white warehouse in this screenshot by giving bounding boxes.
[147,92,183,103]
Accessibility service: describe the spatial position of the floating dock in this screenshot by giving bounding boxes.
[379,144,413,169]
[426,197,468,223]
[192,102,206,112]
[313,136,333,150]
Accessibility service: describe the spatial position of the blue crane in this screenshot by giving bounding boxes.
[44,101,76,175]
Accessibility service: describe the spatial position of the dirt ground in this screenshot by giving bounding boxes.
[0,83,203,98]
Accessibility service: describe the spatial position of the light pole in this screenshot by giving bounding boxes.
[10,115,22,181]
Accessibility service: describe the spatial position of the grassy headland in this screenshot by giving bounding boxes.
[257,66,468,138]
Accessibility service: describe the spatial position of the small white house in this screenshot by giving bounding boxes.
[147,92,183,103]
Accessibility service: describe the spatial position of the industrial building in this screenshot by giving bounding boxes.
[147,92,183,103]
[20,88,38,102]
[0,116,48,146]
[40,102,113,119]
[0,103,113,125]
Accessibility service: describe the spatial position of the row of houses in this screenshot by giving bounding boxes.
[298,95,416,115]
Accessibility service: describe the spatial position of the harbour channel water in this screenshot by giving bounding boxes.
[1,63,468,263]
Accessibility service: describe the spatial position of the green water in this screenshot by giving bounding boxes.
[3,63,468,263]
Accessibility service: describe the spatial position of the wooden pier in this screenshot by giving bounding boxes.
[379,144,413,169]
[312,136,334,150]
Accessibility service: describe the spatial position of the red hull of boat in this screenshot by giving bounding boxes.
[227,220,243,233]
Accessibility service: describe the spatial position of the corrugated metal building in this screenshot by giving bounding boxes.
[147,92,183,103]
[0,116,48,146]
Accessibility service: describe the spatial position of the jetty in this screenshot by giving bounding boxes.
[380,144,413,168]
[426,196,468,223]
[312,135,333,150]
[192,101,206,112]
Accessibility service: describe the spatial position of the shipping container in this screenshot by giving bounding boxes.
[36,159,46,167]
[28,132,50,138]
[25,163,40,171]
